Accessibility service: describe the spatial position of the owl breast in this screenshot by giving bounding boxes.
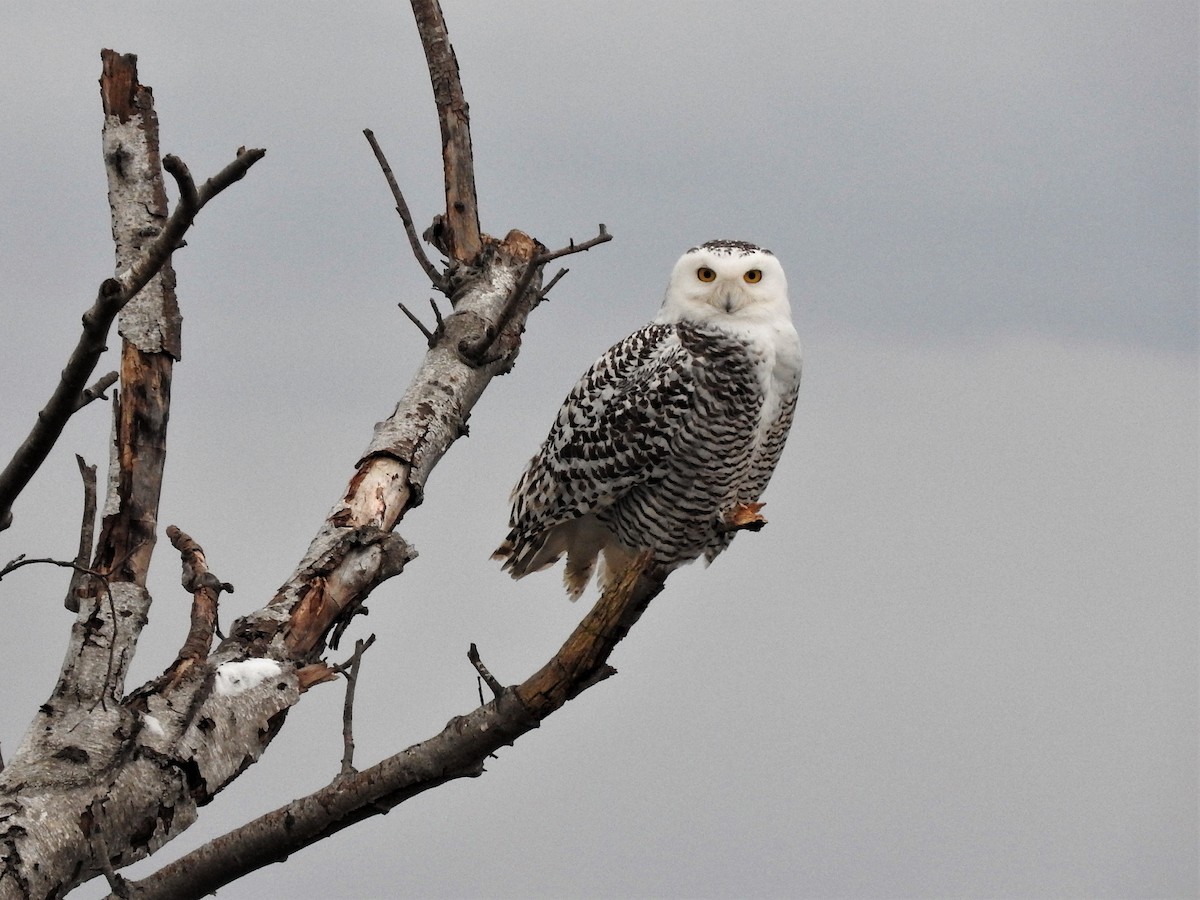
[597,321,799,566]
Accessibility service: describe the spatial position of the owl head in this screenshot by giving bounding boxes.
[656,239,791,328]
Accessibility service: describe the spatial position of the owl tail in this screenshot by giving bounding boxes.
[492,516,612,601]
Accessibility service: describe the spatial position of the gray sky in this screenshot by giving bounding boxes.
[1,2,1196,898]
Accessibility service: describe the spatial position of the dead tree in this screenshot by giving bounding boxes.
[0,3,685,898]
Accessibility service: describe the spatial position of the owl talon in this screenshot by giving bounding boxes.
[718,501,767,533]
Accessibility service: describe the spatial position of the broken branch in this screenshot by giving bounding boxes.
[64,455,98,612]
[75,371,119,412]
[468,642,503,700]
[164,525,230,670]
[410,0,482,263]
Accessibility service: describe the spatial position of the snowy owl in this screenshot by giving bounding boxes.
[493,239,802,599]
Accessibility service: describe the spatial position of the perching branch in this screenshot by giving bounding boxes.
[120,559,668,900]
[716,500,768,533]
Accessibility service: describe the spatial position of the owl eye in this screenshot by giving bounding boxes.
[743,269,763,284]
[697,267,717,282]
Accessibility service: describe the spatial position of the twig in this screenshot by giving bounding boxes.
[462,224,612,362]
[335,634,376,777]
[0,555,102,583]
[428,296,445,332]
[363,128,446,292]
[536,225,614,266]
[84,799,130,899]
[96,834,129,900]
[74,371,119,412]
[468,642,503,700]
[536,267,569,303]
[501,225,610,332]
[64,455,98,612]
[397,300,438,346]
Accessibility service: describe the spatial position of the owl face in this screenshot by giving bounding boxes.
[657,240,790,327]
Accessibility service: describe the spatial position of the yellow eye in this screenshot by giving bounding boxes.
[743,269,763,284]
[697,267,717,282]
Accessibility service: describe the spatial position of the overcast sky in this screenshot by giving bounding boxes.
[0,2,1196,898]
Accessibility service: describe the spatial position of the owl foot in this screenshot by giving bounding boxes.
[718,501,767,533]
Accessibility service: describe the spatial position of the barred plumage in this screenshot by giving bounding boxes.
[494,240,802,599]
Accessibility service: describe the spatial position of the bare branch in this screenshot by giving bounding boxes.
[537,267,569,302]
[64,455,98,612]
[397,299,438,345]
[116,146,265,304]
[536,224,613,266]
[337,635,377,777]
[428,296,446,332]
[0,555,101,583]
[0,278,120,533]
[259,237,541,665]
[410,0,482,263]
[363,128,446,291]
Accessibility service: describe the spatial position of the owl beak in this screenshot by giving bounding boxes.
[714,285,743,314]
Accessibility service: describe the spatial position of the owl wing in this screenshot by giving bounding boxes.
[496,323,697,571]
